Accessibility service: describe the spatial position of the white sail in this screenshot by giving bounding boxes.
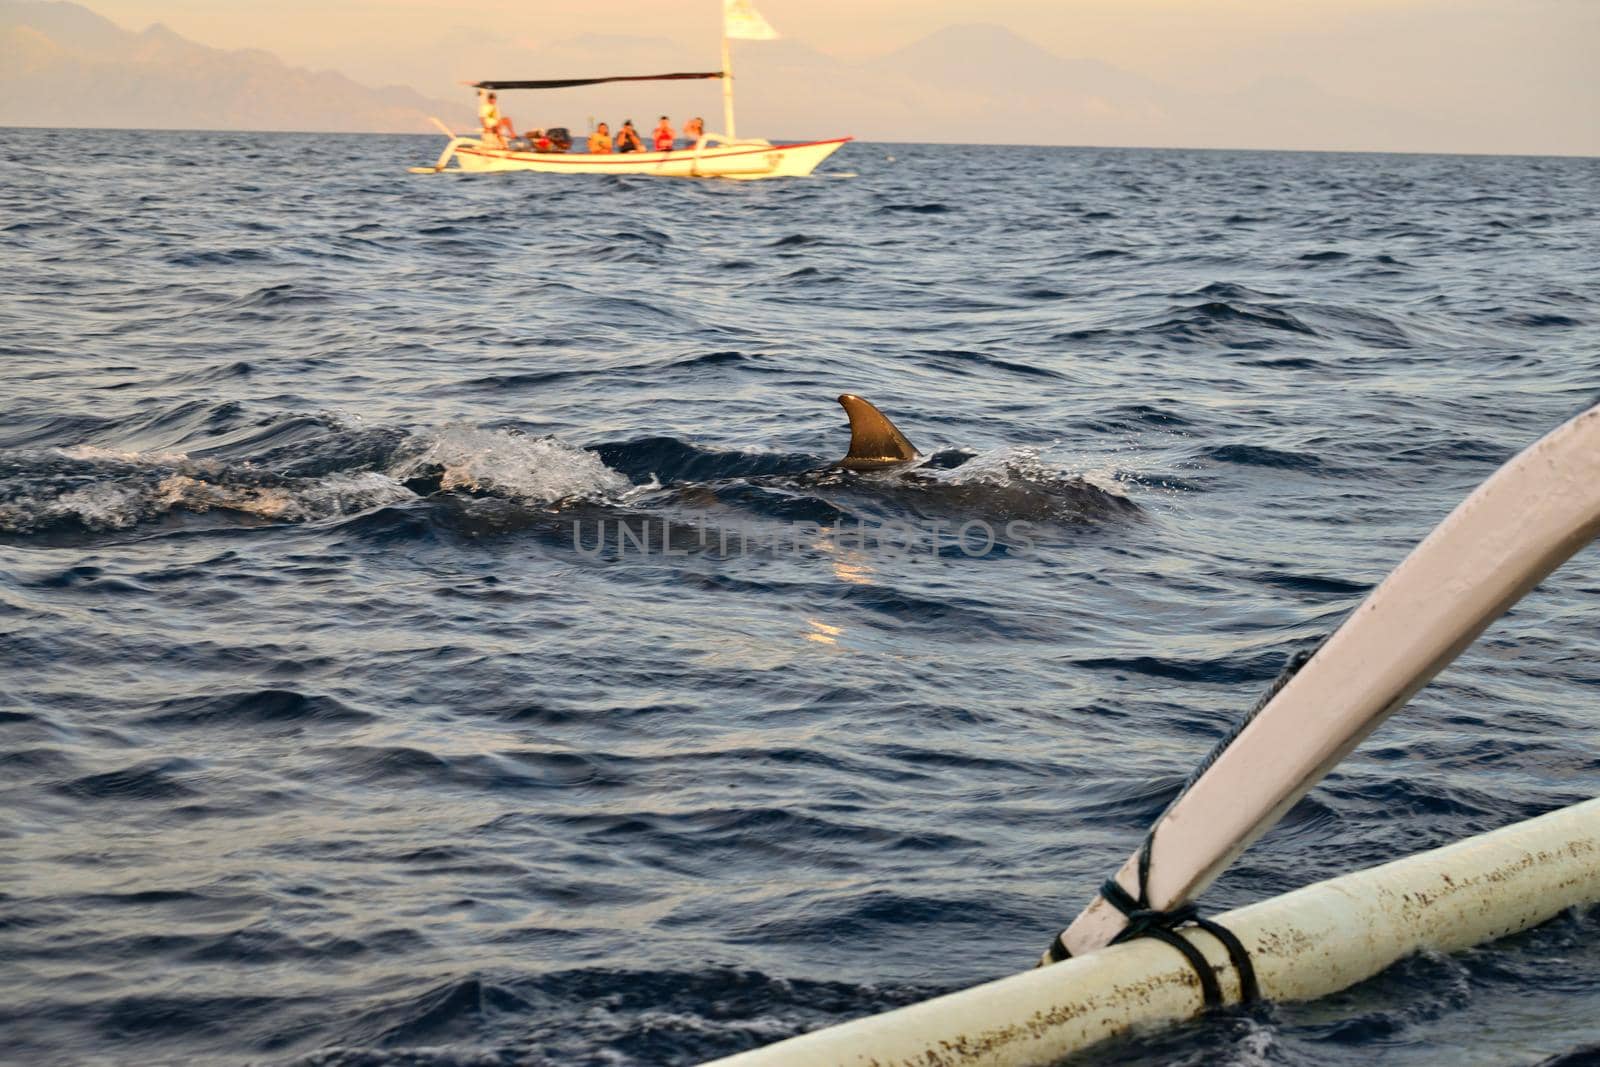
[723,0,778,40]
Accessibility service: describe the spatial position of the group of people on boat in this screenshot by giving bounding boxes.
[586,116,706,155]
[476,94,707,155]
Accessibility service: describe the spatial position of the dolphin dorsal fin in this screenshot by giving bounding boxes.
[837,394,918,470]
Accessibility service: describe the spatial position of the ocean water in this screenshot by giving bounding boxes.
[1,127,1598,1067]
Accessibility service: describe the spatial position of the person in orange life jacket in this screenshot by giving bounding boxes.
[652,115,675,152]
[615,120,644,153]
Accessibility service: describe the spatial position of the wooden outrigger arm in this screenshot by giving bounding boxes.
[1053,401,1600,959]
[407,117,468,174]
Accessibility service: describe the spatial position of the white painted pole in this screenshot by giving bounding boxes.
[721,33,737,140]
[702,798,1600,1067]
[1059,402,1600,957]
[409,121,467,172]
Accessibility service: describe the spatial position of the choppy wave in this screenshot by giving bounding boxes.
[0,424,644,536]
[0,446,404,533]
[2,407,1136,540]
[389,428,631,505]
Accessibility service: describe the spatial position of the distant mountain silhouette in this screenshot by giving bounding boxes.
[881,23,1168,108]
[780,22,1462,151]
[0,1,1476,151]
[0,0,466,133]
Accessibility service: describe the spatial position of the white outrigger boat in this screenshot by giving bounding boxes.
[704,401,1600,1066]
[410,1,849,180]
[417,119,850,180]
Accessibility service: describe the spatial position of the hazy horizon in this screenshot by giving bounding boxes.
[4,0,1596,156]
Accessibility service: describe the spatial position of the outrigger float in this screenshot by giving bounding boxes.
[410,1,849,180]
[706,401,1600,1066]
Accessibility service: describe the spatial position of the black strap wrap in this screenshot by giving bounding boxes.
[1094,876,1258,1009]
[1190,916,1260,1004]
[1041,879,1257,1008]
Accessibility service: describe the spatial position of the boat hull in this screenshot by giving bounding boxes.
[450,137,850,180]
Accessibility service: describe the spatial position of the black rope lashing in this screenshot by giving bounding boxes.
[1189,915,1260,1005]
[1099,877,1259,1009]
[1042,878,1258,1008]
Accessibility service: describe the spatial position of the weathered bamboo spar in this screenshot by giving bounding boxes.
[1057,403,1600,957]
[703,798,1600,1067]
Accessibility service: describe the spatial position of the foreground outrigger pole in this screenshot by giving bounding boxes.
[709,800,1600,1066]
[706,401,1600,1066]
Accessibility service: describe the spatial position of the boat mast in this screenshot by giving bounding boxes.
[721,32,737,139]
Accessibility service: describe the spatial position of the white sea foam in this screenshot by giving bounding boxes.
[0,445,415,532]
[0,481,152,531]
[1,424,631,533]
[60,444,196,466]
[388,428,629,505]
[926,445,1132,499]
[924,446,1038,485]
[154,471,413,522]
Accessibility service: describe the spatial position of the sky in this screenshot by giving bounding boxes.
[56,0,1600,155]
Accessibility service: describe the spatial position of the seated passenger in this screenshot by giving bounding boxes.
[478,92,515,146]
[615,120,644,154]
[682,116,705,146]
[587,122,613,153]
[652,115,675,152]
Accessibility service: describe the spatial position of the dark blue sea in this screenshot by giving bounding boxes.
[2,127,1598,1067]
